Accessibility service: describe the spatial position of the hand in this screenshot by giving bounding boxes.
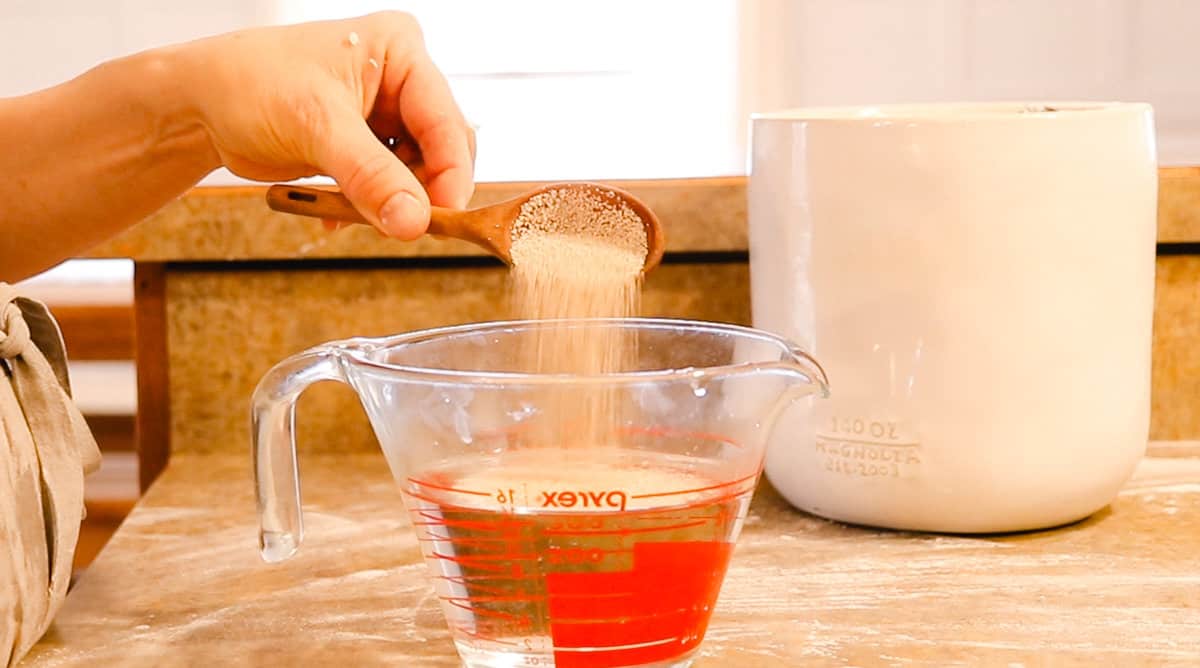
[180,12,476,239]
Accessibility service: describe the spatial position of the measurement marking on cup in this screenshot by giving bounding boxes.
[413,517,526,532]
[632,514,722,521]
[437,573,542,582]
[406,477,493,496]
[546,590,637,600]
[411,514,524,531]
[549,607,699,625]
[416,524,531,540]
[436,577,540,596]
[429,552,537,573]
[407,490,522,515]
[417,534,526,545]
[442,594,545,604]
[430,551,537,563]
[630,473,757,500]
[445,599,527,621]
[542,519,708,537]
[412,502,526,525]
[555,637,680,652]
[453,626,524,647]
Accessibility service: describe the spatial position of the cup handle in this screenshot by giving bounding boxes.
[250,342,350,562]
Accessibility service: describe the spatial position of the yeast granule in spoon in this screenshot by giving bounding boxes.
[509,185,649,287]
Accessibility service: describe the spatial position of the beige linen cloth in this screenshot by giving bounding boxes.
[0,283,102,666]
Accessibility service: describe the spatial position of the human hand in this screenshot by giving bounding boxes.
[178,12,475,239]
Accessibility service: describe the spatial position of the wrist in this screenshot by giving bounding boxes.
[115,44,223,176]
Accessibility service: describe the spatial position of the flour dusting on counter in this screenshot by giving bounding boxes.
[23,451,1200,666]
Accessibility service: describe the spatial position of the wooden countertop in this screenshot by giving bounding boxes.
[82,168,1200,263]
[25,443,1200,666]
[85,178,747,263]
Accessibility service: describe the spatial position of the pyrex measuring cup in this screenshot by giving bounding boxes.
[252,318,828,668]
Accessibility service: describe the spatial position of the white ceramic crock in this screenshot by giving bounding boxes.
[750,102,1158,533]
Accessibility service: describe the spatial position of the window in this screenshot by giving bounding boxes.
[275,1,744,182]
[3,1,743,186]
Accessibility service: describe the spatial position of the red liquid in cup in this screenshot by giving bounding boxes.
[402,449,754,667]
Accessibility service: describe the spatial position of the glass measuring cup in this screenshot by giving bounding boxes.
[252,318,829,668]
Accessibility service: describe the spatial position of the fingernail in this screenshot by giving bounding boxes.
[379,192,427,238]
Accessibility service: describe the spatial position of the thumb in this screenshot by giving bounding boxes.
[314,109,430,240]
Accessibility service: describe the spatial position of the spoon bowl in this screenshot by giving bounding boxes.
[266,183,664,273]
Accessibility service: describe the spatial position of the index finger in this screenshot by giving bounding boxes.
[390,50,475,209]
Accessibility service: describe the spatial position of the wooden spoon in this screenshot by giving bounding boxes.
[266,183,665,273]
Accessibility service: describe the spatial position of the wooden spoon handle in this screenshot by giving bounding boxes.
[266,185,366,224]
[266,185,453,235]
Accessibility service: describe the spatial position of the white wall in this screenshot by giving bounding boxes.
[3,0,1199,178]
[740,0,1200,165]
[1,1,273,96]
[1,0,742,182]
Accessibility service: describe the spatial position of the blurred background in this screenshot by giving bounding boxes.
[12,0,1200,335]
[5,0,1199,565]
[6,0,1200,183]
